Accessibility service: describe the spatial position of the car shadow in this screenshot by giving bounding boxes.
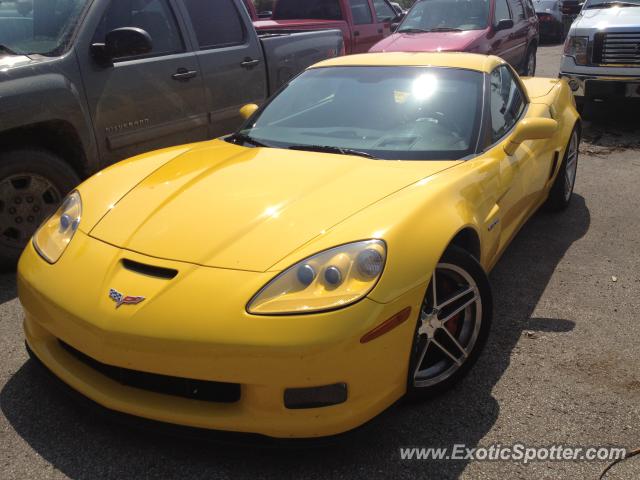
[0,195,590,480]
[0,272,17,304]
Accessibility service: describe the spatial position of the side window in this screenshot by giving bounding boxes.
[372,0,396,22]
[349,0,374,24]
[509,0,526,22]
[183,0,246,49]
[490,66,526,142]
[494,0,511,21]
[93,0,184,60]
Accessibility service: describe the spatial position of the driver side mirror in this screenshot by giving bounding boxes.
[240,103,259,120]
[391,22,400,32]
[494,19,514,31]
[504,118,557,155]
[91,27,152,65]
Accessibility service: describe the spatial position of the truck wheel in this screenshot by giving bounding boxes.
[0,149,80,268]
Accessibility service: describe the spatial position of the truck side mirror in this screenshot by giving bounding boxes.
[240,104,259,120]
[494,19,514,31]
[91,27,152,65]
[391,22,400,32]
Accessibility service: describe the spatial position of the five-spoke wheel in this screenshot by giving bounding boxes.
[407,246,492,397]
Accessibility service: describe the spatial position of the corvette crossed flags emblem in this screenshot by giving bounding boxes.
[109,288,145,308]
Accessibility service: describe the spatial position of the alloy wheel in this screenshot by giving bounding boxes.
[413,262,483,387]
[564,130,579,201]
[0,173,62,248]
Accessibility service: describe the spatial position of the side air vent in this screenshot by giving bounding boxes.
[122,259,178,279]
[549,151,560,181]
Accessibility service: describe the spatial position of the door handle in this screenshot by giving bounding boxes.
[172,68,197,81]
[241,58,261,69]
[377,28,383,34]
[354,31,360,37]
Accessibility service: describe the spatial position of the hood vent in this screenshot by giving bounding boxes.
[122,259,178,279]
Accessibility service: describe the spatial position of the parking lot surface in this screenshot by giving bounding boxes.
[1,43,639,479]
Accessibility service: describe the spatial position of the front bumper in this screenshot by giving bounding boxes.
[559,56,640,99]
[18,232,425,438]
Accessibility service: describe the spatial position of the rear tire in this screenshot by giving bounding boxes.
[545,126,580,212]
[0,149,80,268]
[406,246,493,400]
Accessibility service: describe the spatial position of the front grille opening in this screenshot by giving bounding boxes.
[59,340,240,403]
[122,259,178,279]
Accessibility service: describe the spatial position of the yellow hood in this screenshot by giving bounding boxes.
[90,140,459,271]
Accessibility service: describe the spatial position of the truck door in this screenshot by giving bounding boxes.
[177,0,267,138]
[347,0,379,53]
[371,0,396,40]
[78,0,208,166]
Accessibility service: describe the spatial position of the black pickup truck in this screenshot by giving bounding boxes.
[0,0,343,265]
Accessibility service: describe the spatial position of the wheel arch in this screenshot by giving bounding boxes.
[0,121,89,178]
[447,226,482,262]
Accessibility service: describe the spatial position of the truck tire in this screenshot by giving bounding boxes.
[0,149,80,268]
[522,45,537,76]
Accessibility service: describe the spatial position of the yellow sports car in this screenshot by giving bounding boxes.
[18,53,580,438]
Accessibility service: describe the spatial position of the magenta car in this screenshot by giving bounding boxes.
[370,0,539,76]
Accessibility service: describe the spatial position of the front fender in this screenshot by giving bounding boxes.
[0,54,98,172]
[268,162,489,305]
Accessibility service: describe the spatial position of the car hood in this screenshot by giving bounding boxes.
[369,30,486,52]
[90,140,459,272]
[575,7,640,29]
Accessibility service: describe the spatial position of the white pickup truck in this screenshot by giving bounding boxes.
[559,0,640,108]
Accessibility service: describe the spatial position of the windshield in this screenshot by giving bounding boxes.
[398,0,490,32]
[0,0,89,56]
[584,0,640,7]
[233,66,484,161]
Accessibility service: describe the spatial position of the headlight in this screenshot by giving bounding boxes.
[247,240,386,315]
[33,191,82,263]
[564,36,589,65]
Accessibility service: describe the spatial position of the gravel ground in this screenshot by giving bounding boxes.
[1,43,639,480]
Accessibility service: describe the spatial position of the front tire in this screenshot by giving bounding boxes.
[0,149,80,267]
[406,246,493,399]
[545,126,580,212]
[522,45,537,76]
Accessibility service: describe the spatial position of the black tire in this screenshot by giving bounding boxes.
[406,245,493,400]
[544,125,580,212]
[522,45,537,76]
[0,149,80,267]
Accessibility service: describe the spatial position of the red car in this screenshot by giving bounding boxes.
[370,0,539,76]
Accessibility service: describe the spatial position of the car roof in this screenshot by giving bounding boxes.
[311,52,506,73]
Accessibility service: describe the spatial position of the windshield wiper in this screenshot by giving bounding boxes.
[586,1,640,7]
[397,27,431,33]
[0,44,19,55]
[428,27,463,32]
[288,144,378,159]
[228,132,270,148]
